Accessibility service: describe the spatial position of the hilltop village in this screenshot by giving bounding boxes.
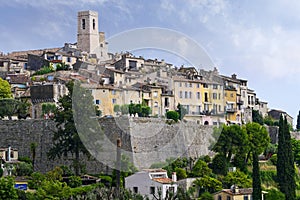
[0,10,299,200]
[0,11,293,125]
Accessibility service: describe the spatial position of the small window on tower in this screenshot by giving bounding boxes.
[93,19,95,30]
[82,19,86,30]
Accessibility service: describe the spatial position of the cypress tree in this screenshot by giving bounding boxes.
[277,115,296,200]
[252,151,262,200]
[297,110,300,130]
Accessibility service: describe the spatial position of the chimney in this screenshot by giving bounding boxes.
[8,145,11,161]
[231,74,237,79]
[172,172,177,182]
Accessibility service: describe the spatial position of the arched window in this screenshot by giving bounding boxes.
[93,19,95,30]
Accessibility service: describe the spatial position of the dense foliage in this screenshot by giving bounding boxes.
[0,77,12,99]
[277,115,296,200]
[47,81,91,175]
[166,110,180,122]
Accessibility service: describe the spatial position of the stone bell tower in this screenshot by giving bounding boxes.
[77,10,100,54]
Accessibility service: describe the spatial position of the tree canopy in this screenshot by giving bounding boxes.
[0,77,12,99]
[277,115,296,200]
[48,81,91,175]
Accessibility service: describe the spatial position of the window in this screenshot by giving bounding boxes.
[185,91,188,99]
[112,99,117,104]
[203,83,208,88]
[185,82,188,87]
[219,93,221,100]
[189,91,192,99]
[154,102,158,107]
[213,84,218,89]
[133,187,138,193]
[67,57,71,62]
[95,100,100,105]
[153,91,158,98]
[179,82,182,87]
[218,195,222,200]
[243,195,249,200]
[219,105,221,112]
[112,90,116,95]
[129,60,137,70]
[150,187,155,194]
[93,19,95,30]
[213,93,217,99]
[189,83,192,87]
[82,19,86,29]
[204,92,208,102]
[179,91,183,98]
[197,92,200,99]
[227,196,231,200]
[197,83,200,88]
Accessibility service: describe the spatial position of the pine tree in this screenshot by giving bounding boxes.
[277,115,296,200]
[296,110,300,130]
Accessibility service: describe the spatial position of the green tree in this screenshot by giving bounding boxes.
[0,176,18,200]
[0,99,20,119]
[68,176,82,188]
[175,167,187,180]
[212,124,249,172]
[15,162,33,176]
[176,103,187,120]
[265,189,285,200]
[252,110,263,125]
[277,115,296,200]
[47,81,90,175]
[297,110,300,130]
[199,191,213,200]
[113,104,120,113]
[0,78,12,99]
[291,139,300,166]
[222,170,252,189]
[211,154,228,175]
[194,175,222,193]
[246,122,270,200]
[120,104,129,115]
[41,103,56,117]
[166,110,180,122]
[192,159,212,177]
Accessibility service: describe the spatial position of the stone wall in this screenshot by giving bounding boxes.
[0,118,281,173]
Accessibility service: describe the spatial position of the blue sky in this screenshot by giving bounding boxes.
[0,0,299,125]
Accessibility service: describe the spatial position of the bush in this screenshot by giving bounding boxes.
[175,167,187,180]
[166,110,179,122]
[270,154,277,165]
[68,176,82,188]
[199,191,213,200]
[265,189,285,200]
[16,162,33,176]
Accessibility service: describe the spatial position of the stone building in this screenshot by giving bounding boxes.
[77,11,109,61]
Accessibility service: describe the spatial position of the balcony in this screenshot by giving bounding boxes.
[237,100,244,105]
[226,108,236,113]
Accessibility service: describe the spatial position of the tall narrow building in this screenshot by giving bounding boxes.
[77,10,100,54]
[77,10,109,61]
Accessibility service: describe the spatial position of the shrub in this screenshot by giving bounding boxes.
[16,162,33,176]
[166,110,179,122]
[68,176,82,188]
[270,154,277,165]
[175,167,187,180]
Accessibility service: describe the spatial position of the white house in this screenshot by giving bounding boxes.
[125,169,178,199]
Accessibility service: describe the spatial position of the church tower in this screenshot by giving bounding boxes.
[77,11,100,54]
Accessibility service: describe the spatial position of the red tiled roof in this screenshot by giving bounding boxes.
[153,178,173,184]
